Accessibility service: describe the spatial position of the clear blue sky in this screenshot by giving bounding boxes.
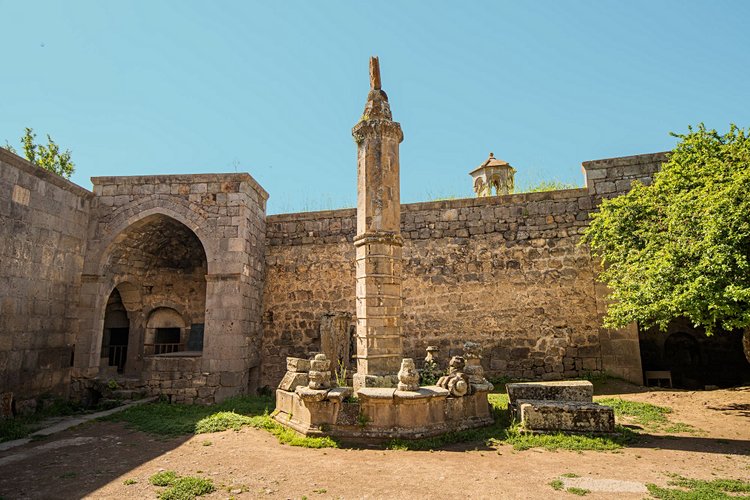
[2,1,749,213]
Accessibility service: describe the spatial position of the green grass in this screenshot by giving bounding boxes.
[149,471,215,500]
[646,474,750,499]
[567,487,590,496]
[160,477,215,500]
[123,478,138,485]
[550,480,564,491]
[104,396,273,437]
[596,398,698,434]
[0,398,86,442]
[106,395,337,448]
[150,471,179,487]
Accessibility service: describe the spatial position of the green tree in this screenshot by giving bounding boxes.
[4,127,75,179]
[582,124,750,362]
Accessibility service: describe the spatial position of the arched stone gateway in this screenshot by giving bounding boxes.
[73,173,268,404]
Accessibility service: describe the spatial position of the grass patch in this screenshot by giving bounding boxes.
[550,480,564,490]
[646,474,750,499]
[104,396,273,437]
[107,396,336,448]
[149,471,214,500]
[123,478,137,485]
[561,473,580,478]
[160,476,215,500]
[500,423,635,451]
[150,470,179,487]
[596,398,671,427]
[0,399,87,442]
[567,487,590,496]
[194,411,254,433]
[597,398,698,434]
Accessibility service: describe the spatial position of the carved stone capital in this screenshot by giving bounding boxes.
[353,231,403,248]
[352,119,404,144]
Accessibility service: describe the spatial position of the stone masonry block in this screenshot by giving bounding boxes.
[518,400,614,433]
[506,380,593,407]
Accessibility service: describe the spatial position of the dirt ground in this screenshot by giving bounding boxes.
[0,381,748,500]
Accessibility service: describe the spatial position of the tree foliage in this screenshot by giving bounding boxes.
[4,127,75,179]
[582,124,750,336]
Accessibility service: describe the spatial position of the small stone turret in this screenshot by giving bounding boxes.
[470,152,516,197]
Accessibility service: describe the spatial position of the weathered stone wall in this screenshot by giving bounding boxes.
[0,148,92,412]
[261,152,669,389]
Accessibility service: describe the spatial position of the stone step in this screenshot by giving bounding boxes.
[516,399,615,433]
[111,389,147,401]
[115,378,146,390]
[506,380,593,407]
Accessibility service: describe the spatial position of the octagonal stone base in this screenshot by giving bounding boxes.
[274,385,494,442]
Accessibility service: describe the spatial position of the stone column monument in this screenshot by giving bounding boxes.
[351,57,405,392]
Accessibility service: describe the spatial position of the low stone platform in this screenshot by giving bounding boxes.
[516,399,615,433]
[506,380,614,433]
[274,385,494,441]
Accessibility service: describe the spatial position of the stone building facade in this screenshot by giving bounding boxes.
[1,128,678,411]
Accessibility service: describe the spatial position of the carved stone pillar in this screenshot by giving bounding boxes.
[352,57,405,392]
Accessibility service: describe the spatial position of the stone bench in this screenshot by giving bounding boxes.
[517,399,615,433]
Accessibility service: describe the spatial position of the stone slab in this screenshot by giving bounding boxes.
[356,387,397,400]
[506,380,593,406]
[277,371,309,392]
[517,399,614,433]
[326,386,353,400]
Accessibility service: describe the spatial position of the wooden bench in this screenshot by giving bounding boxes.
[644,370,672,388]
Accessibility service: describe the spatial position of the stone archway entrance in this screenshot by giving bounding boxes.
[94,213,208,378]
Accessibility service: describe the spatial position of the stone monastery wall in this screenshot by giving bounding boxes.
[0,142,667,408]
[0,149,92,409]
[260,152,668,389]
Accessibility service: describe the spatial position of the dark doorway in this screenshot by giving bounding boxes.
[639,318,750,389]
[102,288,130,374]
[108,327,129,373]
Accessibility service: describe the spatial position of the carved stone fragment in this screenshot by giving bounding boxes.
[397,358,419,391]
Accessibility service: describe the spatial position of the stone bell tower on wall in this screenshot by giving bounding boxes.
[470,152,516,197]
[351,57,405,392]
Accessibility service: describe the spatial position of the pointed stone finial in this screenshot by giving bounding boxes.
[369,56,381,90]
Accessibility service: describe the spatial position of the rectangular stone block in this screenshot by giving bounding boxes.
[506,380,593,406]
[286,357,310,372]
[518,400,615,433]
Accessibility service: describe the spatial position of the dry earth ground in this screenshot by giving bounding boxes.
[0,380,748,500]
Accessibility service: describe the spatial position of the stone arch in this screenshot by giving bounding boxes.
[86,199,216,276]
[112,280,142,312]
[78,212,209,374]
